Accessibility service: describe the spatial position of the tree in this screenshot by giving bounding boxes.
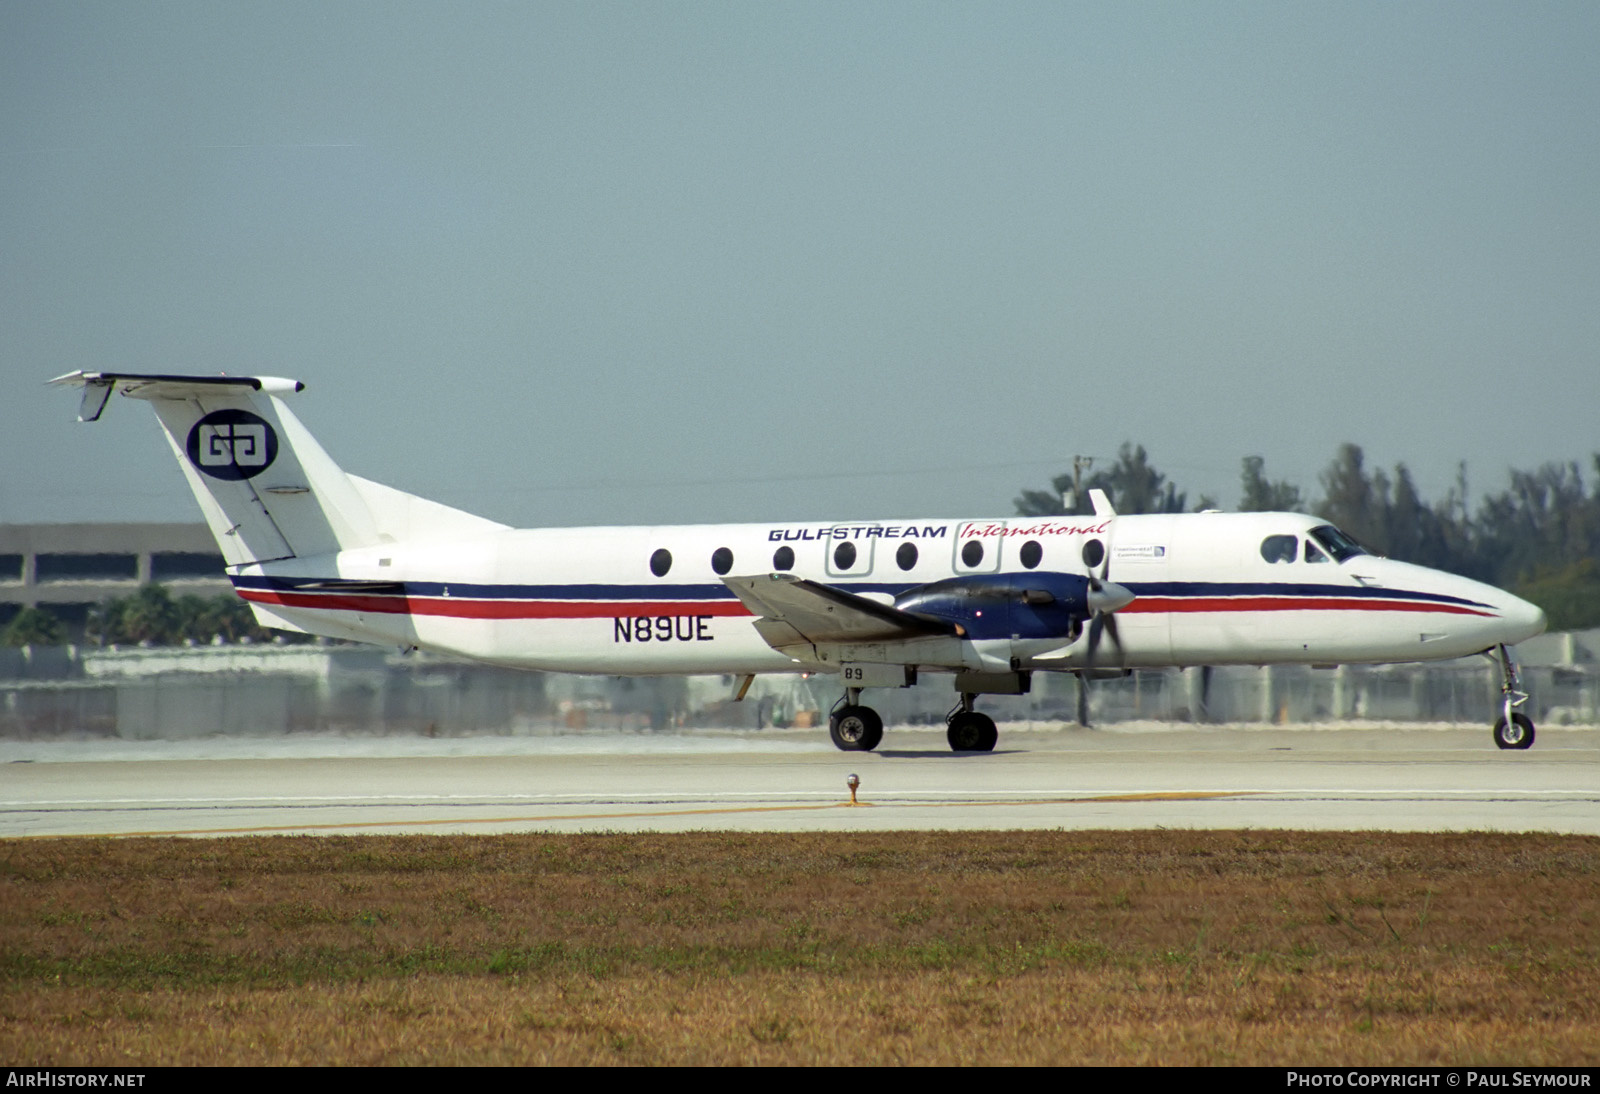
[1513,559,1600,632]
[1014,480,1076,517]
[1314,443,1390,553]
[1100,443,1193,514]
[1310,445,1478,572]
[180,593,272,643]
[1238,456,1303,513]
[1016,443,1196,516]
[1,607,67,647]
[1385,465,1457,573]
[1472,459,1600,589]
[87,584,281,646]
[122,583,182,645]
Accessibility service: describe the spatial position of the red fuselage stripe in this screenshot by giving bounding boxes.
[239,590,755,619]
[1121,596,1493,617]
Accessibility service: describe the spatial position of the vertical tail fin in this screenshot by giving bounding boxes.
[50,371,504,566]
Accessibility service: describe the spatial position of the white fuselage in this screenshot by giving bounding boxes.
[231,511,1546,678]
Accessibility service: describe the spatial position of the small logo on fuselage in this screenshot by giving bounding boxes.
[186,409,278,480]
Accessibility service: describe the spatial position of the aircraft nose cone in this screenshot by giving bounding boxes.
[1089,580,1135,615]
[1501,593,1547,644]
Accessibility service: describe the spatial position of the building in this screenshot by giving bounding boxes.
[0,524,227,635]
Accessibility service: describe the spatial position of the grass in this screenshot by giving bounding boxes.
[2,830,1597,1065]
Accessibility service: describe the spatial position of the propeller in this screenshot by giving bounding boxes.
[1082,540,1135,673]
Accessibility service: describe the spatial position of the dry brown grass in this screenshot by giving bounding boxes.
[2,831,1597,1065]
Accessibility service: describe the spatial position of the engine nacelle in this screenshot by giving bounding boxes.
[894,572,1100,642]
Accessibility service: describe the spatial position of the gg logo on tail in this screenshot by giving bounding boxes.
[185,409,278,480]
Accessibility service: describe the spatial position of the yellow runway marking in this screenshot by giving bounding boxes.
[1074,791,1247,803]
[28,791,1253,838]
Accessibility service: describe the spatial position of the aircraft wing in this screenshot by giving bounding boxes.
[723,573,957,652]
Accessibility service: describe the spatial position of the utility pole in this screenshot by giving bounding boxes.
[1062,454,1094,513]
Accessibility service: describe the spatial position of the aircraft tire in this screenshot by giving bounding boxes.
[1492,713,1535,750]
[947,711,998,753]
[830,705,883,751]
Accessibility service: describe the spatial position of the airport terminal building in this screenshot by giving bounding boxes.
[0,523,228,635]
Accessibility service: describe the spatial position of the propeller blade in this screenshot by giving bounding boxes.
[1084,609,1126,673]
[1102,611,1123,662]
[1083,527,1129,673]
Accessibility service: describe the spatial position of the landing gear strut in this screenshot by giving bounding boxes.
[946,693,998,752]
[1489,643,1535,750]
[829,688,883,752]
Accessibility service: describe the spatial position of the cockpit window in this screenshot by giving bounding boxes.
[1260,534,1297,564]
[1304,540,1330,563]
[1309,524,1369,562]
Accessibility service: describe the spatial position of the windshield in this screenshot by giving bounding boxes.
[1309,524,1369,562]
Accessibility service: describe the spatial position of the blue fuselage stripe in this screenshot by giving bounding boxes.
[230,575,1491,612]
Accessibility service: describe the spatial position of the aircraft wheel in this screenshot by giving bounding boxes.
[830,705,883,751]
[947,711,998,752]
[1492,712,1535,750]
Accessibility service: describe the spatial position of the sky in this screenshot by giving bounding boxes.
[3,2,1597,531]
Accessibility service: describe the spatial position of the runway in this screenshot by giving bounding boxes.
[2,723,1596,838]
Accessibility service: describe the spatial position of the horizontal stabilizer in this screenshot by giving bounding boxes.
[50,371,304,421]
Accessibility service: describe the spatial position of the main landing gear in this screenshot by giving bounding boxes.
[1489,643,1536,750]
[826,688,999,753]
[946,693,998,752]
[828,689,883,752]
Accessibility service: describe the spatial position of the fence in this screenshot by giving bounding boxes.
[2,639,1596,740]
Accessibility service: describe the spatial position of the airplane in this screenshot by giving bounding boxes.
[51,370,1548,752]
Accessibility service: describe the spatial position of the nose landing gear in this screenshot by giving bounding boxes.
[1492,712,1535,750]
[1489,643,1536,750]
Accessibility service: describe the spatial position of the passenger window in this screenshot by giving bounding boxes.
[896,542,918,571]
[833,541,857,570]
[772,546,794,571]
[1304,541,1330,564]
[711,547,733,575]
[1083,539,1105,568]
[961,540,984,567]
[649,548,672,577]
[1260,535,1297,564]
[1019,540,1042,570]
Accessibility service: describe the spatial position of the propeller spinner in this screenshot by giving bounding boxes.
[1083,539,1135,671]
